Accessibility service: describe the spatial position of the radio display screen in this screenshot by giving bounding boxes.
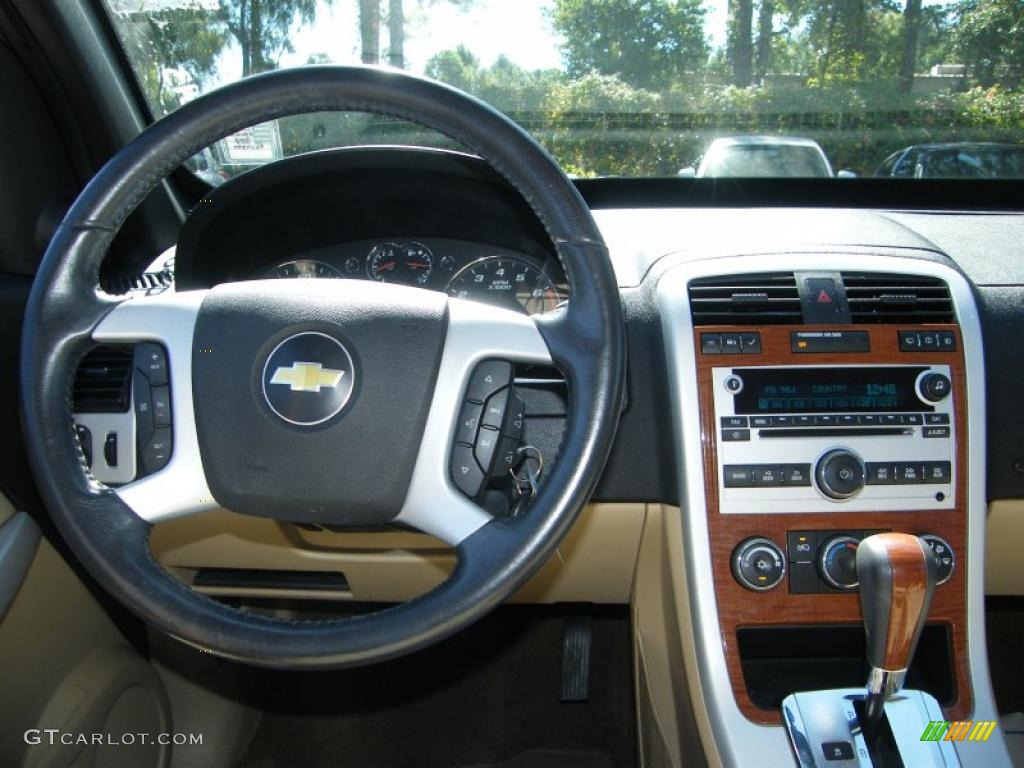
[732,367,931,413]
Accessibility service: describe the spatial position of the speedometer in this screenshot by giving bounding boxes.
[264,260,343,279]
[446,256,561,315]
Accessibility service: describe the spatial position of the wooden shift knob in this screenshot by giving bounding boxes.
[857,533,938,694]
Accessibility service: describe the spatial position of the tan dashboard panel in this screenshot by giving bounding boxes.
[986,501,1024,595]
[150,503,644,604]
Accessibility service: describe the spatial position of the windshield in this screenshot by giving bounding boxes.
[104,0,1024,180]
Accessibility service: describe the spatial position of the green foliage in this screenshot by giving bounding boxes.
[219,0,322,75]
[550,0,709,90]
[952,0,1024,88]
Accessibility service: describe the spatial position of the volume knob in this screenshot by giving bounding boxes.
[919,372,952,403]
[815,449,865,500]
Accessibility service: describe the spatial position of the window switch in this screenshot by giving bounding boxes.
[104,432,118,467]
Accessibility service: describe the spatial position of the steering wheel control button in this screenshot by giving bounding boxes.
[151,386,171,427]
[465,360,512,404]
[103,433,118,467]
[819,535,860,590]
[481,387,509,429]
[724,465,754,487]
[474,428,500,474]
[732,538,786,592]
[262,332,355,426]
[918,372,951,403]
[134,342,168,386]
[495,437,520,477]
[504,394,525,441]
[920,535,955,585]
[141,427,172,474]
[450,444,485,498]
[815,449,865,500]
[454,401,483,446]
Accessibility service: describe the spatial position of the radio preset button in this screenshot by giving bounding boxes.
[753,465,784,486]
[770,415,793,427]
[865,463,895,485]
[783,464,812,486]
[814,414,837,426]
[724,465,754,487]
[816,449,866,500]
[838,414,857,426]
[795,415,815,427]
[858,414,880,425]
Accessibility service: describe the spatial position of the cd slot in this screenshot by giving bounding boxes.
[758,427,911,438]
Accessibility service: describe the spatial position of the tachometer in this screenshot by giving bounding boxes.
[366,242,433,284]
[264,260,343,279]
[446,256,561,314]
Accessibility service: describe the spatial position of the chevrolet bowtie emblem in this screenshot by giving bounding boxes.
[269,361,345,393]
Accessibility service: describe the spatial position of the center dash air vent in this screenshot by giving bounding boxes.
[688,272,801,326]
[73,346,133,413]
[841,272,954,324]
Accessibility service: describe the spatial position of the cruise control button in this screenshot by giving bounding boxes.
[700,333,722,354]
[450,444,484,498]
[495,436,520,476]
[151,385,171,427]
[722,428,750,442]
[753,465,783,486]
[922,461,952,484]
[133,368,155,447]
[866,463,897,485]
[142,427,172,474]
[465,360,512,404]
[134,342,168,386]
[782,464,812,486]
[481,387,509,429]
[454,401,483,445]
[923,426,951,438]
[474,427,501,474]
[724,465,754,487]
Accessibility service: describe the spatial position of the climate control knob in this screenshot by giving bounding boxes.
[815,449,866,500]
[819,535,860,590]
[732,537,786,592]
[920,534,955,585]
[919,372,952,403]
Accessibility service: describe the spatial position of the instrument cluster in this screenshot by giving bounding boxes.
[257,238,566,316]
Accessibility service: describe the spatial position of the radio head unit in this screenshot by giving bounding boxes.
[712,364,955,514]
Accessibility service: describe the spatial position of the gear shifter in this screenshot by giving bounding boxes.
[856,533,939,741]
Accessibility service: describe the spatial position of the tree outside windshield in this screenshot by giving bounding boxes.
[104,0,1024,179]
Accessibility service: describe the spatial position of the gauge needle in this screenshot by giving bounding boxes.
[375,261,396,272]
[406,261,430,269]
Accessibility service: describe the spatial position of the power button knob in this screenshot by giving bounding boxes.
[816,449,866,500]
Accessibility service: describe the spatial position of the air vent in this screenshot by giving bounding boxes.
[842,272,954,324]
[688,272,801,326]
[73,346,133,413]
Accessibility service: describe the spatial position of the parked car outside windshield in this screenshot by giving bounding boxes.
[103,0,1024,181]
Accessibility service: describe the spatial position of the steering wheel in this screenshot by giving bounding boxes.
[19,67,625,668]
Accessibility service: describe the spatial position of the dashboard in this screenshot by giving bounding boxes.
[172,146,568,316]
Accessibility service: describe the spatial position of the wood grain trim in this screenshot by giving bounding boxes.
[695,324,970,725]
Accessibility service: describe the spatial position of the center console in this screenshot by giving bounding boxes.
[657,253,1008,767]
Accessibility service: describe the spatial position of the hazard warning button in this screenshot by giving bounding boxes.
[801,276,847,323]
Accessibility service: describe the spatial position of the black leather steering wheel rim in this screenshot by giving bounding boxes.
[20,66,625,668]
